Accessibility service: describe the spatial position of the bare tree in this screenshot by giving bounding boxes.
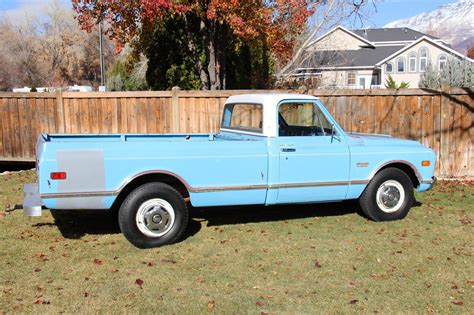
[0,0,115,91]
[277,0,379,80]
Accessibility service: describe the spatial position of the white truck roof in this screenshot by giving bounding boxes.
[226,93,318,105]
[224,93,319,137]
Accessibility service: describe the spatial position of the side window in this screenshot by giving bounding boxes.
[385,62,393,73]
[279,102,332,137]
[419,47,429,72]
[397,57,405,73]
[347,72,356,86]
[409,52,417,72]
[222,103,263,133]
[438,54,447,70]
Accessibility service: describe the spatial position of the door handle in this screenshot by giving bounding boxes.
[281,148,296,152]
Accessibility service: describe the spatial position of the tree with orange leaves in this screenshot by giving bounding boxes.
[72,0,315,90]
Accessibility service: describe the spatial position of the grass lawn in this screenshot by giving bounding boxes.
[0,170,472,313]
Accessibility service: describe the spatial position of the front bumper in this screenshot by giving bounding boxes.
[421,176,437,191]
[23,183,43,216]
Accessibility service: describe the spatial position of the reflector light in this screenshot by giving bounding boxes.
[421,161,430,167]
[50,172,67,180]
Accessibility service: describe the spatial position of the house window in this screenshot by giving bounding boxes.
[397,57,405,73]
[409,52,417,72]
[419,47,429,72]
[385,62,393,73]
[347,72,356,86]
[438,54,447,71]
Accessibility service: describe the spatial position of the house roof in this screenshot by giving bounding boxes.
[307,26,375,48]
[299,46,402,69]
[375,36,474,66]
[352,28,439,42]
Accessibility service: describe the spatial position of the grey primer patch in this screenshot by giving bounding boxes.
[56,149,106,209]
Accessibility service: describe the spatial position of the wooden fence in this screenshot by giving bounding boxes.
[0,88,472,178]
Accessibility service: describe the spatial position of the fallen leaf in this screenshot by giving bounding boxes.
[84,292,89,297]
[314,261,322,268]
[34,268,41,273]
[460,218,471,225]
[220,239,230,244]
[161,259,177,264]
[147,261,156,267]
[135,278,144,289]
[207,300,215,310]
[256,301,265,306]
[111,269,119,273]
[126,292,136,298]
[349,299,359,304]
[452,301,464,306]
[34,253,48,261]
[93,259,104,265]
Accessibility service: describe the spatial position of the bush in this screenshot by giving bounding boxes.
[385,75,410,89]
[420,57,473,89]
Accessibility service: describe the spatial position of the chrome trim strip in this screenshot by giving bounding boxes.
[351,180,370,185]
[40,179,370,199]
[369,160,423,183]
[190,184,267,192]
[41,191,116,199]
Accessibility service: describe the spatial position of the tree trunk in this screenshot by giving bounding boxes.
[218,24,227,90]
[183,15,209,90]
[207,20,219,90]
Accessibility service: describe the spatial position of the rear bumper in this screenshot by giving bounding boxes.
[23,183,43,216]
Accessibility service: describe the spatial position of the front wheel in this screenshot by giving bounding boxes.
[118,182,188,248]
[359,168,414,221]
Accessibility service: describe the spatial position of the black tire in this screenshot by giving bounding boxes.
[118,182,188,248]
[359,168,414,221]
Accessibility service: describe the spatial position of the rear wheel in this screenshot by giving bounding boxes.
[118,182,188,248]
[359,168,414,221]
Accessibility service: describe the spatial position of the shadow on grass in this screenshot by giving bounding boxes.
[46,210,201,241]
[191,200,361,227]
[40,198,404,240]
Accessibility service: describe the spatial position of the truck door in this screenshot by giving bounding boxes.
[276,100,350,204]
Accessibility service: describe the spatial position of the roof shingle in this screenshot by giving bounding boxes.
[352,28,438,42]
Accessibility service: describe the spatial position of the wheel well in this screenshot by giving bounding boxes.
[110,173,190,212]
[376,163,420,188]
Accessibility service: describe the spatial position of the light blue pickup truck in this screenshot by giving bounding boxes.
[24,94,436,248]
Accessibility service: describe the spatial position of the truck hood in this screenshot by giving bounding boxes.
[347,132,425,148]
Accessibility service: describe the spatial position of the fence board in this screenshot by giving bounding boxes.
[0,89,472,178]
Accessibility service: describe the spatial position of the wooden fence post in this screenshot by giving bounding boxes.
[171,86,180,133]
[439,84,450,177]
[56,88,65,134]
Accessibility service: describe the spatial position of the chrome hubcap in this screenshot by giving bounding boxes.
[136,199,175,237]
[376,180,405,213]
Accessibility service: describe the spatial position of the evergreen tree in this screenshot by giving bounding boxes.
[419,61,440,89]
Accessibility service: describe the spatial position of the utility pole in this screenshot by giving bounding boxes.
[99,21,106,90]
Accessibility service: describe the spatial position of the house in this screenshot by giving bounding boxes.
[292,26,472,89]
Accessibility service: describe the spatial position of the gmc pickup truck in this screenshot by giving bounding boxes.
[24,94,436,248]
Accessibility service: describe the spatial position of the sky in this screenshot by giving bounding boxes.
[0,0,459,27]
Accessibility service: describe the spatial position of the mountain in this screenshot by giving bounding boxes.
[384,0,474,53]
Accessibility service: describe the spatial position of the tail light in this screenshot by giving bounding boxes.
[50,172,67,180]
